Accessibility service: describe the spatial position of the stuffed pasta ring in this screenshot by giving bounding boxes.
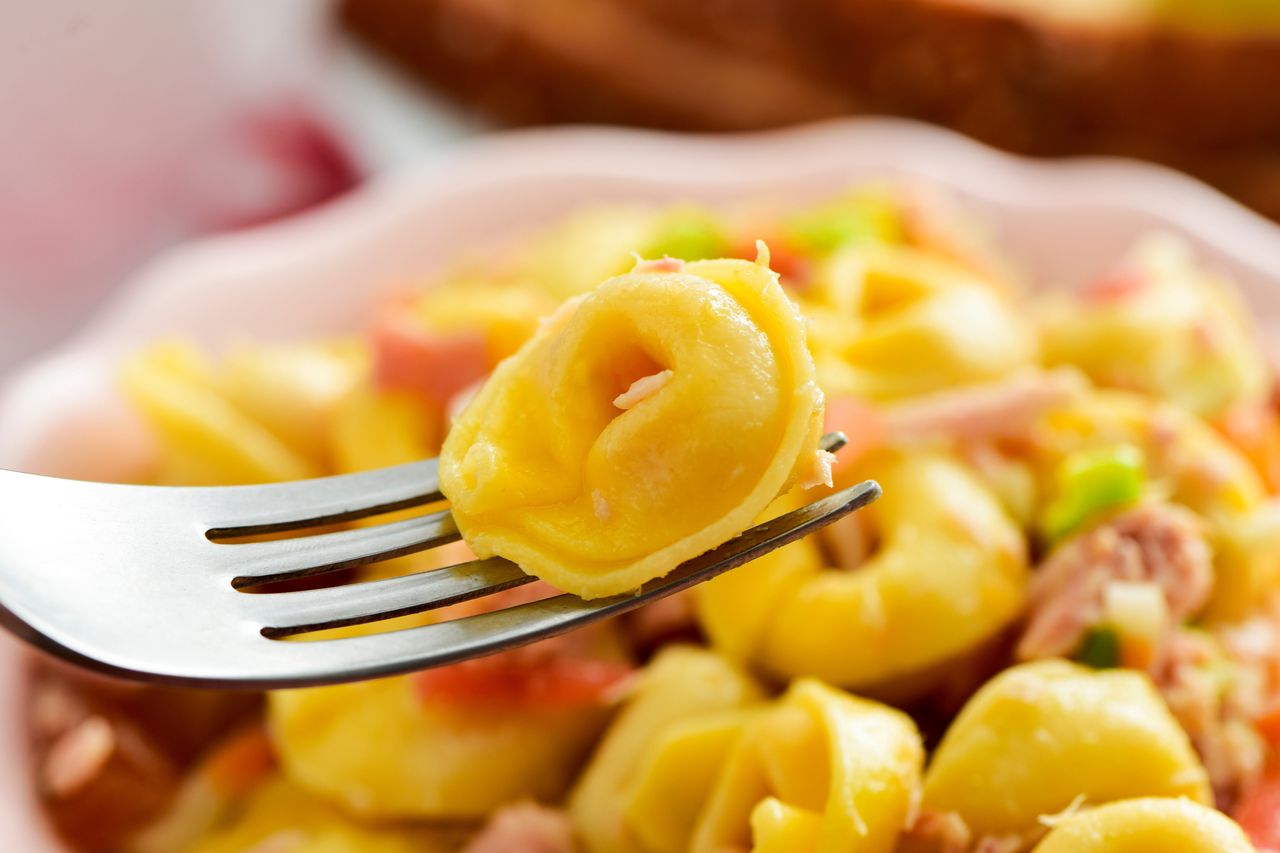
[441,254,827,598]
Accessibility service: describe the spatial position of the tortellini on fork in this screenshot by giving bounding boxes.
[440,255,828,598]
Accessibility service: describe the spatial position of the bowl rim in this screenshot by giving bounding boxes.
[3,115,1280,849]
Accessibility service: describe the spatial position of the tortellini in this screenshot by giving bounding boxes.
[802,244,1033,400]
[191,778,460,853]
[698,452,1027,693]
[571,646,763,853]
[268,670,614,819]
[441,256,827,598]
[571,648,924,853]
[923,660,1212,837]
[1040,234,1270,419]
[1031,797,1255,853]
[691,679,923,853]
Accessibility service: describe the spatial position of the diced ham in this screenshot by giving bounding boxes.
[896,810,971,853]
[613,369,673,410]
[880,369,1086,445]
[1017,502,1213,661]
[370,301,490,409]
[463,803,576,853]
[1080,266,1149,304]
[1155,624,1273,808]
[632,257,685,274]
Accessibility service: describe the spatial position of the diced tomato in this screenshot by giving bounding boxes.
[415,580,634,711]
[1255,705,1280,747]
[413,646,633,711]
[1081,266,1148,304]
[824,396,886,465]
[1234,774,1280,852]
[370,301,490,409]
[731,237,812,291]
[1215,403,1280,493]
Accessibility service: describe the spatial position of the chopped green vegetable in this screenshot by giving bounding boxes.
[639,208,726,262]
[1076,626,1120,669]
[1040,444,1145,543]
[781,190,902,255]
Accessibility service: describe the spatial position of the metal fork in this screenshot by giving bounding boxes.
[0,433,877,689]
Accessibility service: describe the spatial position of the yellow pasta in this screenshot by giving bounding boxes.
[97,188,1280,853]
[690,679,924,853]
[803,244,1033,400]
[1031,797,1255,852]
[699,452,1027,694]
[570,646,763,853]
[190,777,458,853]
[1040,234,1270,418]
[121,341,317,485]
[268,666,617,819]
[1032,389,1265,523]
[922,660,1212,837]
[440,255,827,598]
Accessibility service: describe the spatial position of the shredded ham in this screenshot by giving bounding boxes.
[796,449,836,490]
[1156,626,1270,807]
[462,803,576,853]
[881,369,1086,445]
[613,369,673,410]
[1017,502,1213,661]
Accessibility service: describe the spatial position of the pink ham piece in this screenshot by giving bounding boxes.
[1017,502,1213,661]
[370,302,490,409]
[881,368,1086,444]
[824,369,1085,468]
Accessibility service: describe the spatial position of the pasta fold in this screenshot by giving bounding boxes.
[441,256,827,598]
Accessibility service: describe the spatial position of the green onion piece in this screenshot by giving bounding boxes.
[781,191,902,254]
[640,209,726,262]
[1076,626,1121,669]
[1040,444,1145,543]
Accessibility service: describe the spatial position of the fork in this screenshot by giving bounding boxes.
[0,432,878,689]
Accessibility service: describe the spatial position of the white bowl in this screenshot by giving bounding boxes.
[2,117,1279,849]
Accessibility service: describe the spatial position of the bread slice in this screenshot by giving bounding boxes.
[342,0,1280,218]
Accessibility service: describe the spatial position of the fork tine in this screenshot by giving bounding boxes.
[204,434,846,539]
[266,480,880,676]
[224,507,458,587]
[252,558,534,637]
[203,459,441,538]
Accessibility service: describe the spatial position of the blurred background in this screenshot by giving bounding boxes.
[2,0,1278,373]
